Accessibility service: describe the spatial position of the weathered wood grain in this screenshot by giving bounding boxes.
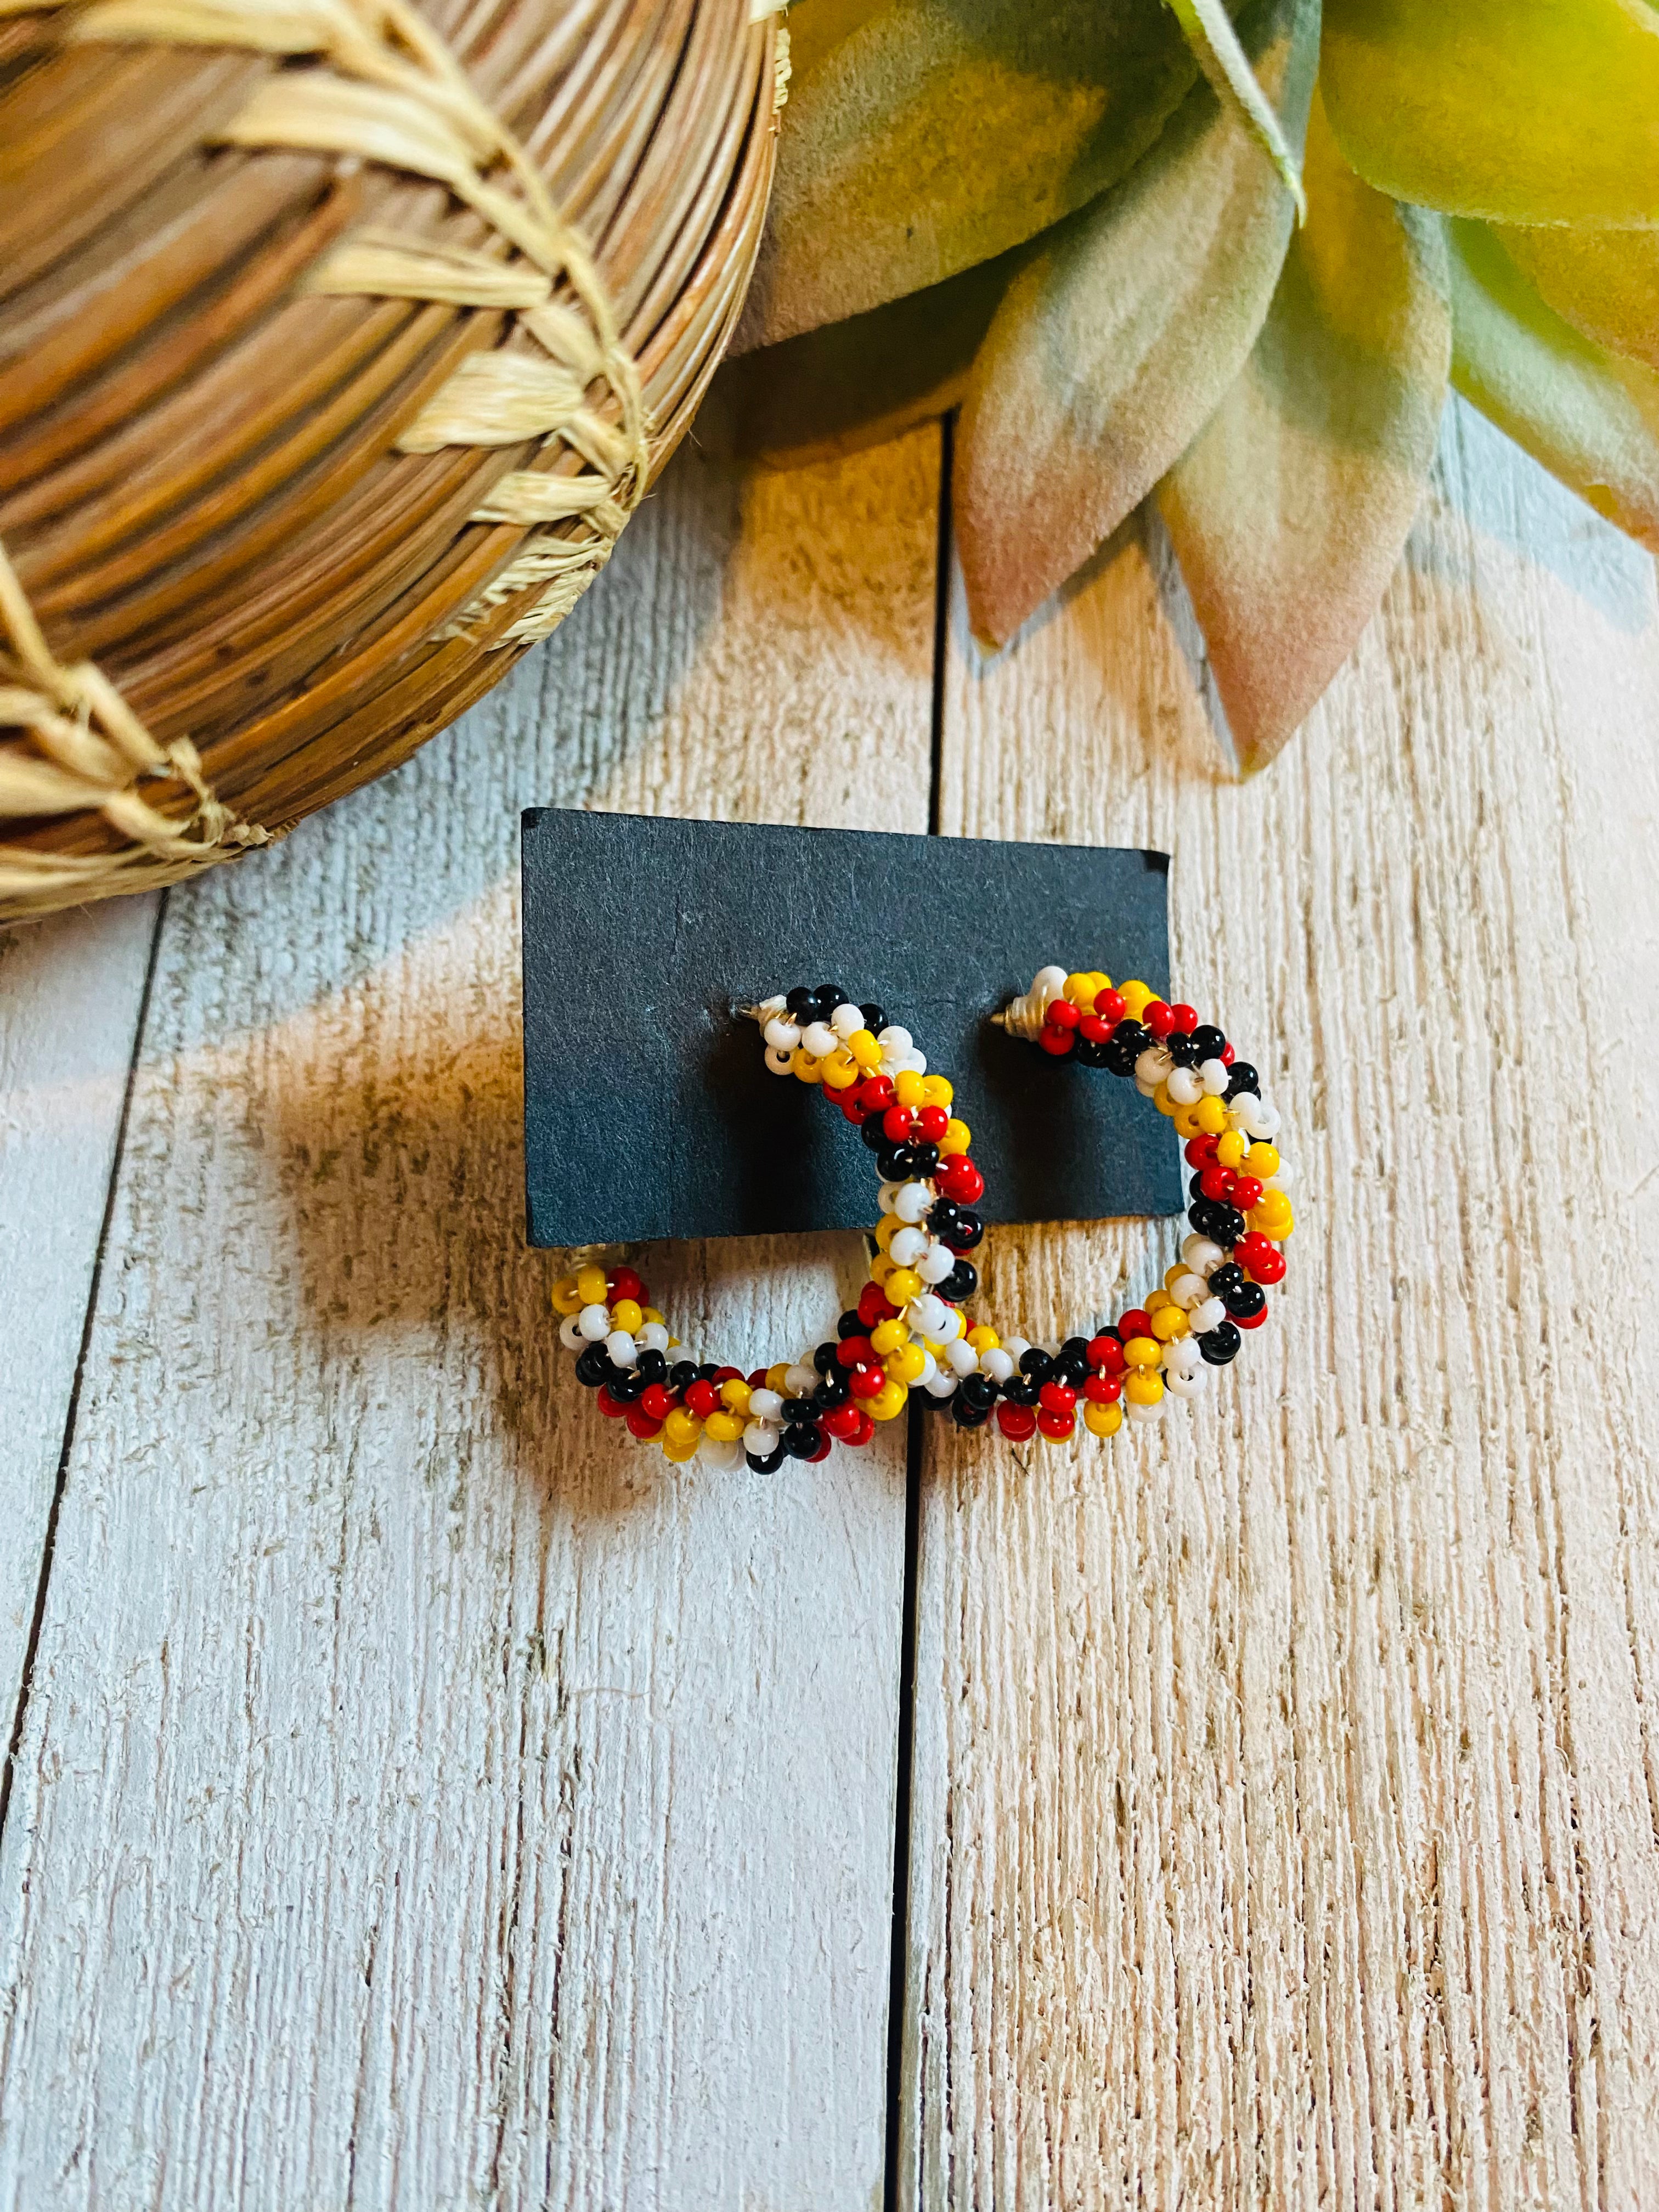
[0,430,940,2211]
[0,896,157,1752]
[901,398,1659,2209]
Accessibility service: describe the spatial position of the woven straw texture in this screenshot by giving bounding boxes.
[0,0,780,917]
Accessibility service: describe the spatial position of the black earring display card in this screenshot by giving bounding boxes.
[522,809,1184,1248]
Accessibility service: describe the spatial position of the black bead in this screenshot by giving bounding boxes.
[928,1197,962,1237]
[1189,1171,1211,1204]
[636,1348,668,1383]
[860,1002,887,1035]
[669,1359,698,1392]
[1223,1281,1267,1324]
[782,1396,817,1421]
[946,1209,984,1251]
[878,1142,917,1180]
[1210,1204,1246,1248]
[940,1260,978,1304]
[1165,1030,1197,1066]
[1061,1336,1091,1363]
[1101,1043,1138,1078]
[1111,1020,1150,1058]
[1075,1039,1110,1068]
[1001,1377,1040,1408]
[695,1362,720,1383]
[609,1370,649,1403]
[1019,1346,1053,1380]
[1208,1262,1246,1299]
[952,1398,991,1429]
[958,1374,996,1411]
[861,1116,889,1152]
[811,1341,836,1373]
[1226,1061,1260,1102]
[746,1445,787,1474]
[1189,1025,1227,1062]
[909,1142,940,1177]
[786,985,815,1017]
[1197,1321,1242,1365]
[574,1345,610,1387]
[814,1370,851,1409]
[837,1310,867,1340]
[814,983,848,1014]
[781,1421,822,1460]
[1053,1351,1088,1387]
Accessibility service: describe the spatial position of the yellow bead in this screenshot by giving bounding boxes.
[868,1380,908,1421]
[967,1324,999,1351]
[610,1297,643,1334]
[705,1409,744,1442]
[1064,972,1095,1007]
[822,1049,859,1090]
[1088,972,1112,998]
[871,1317,909,1355]
[1195,1094,1229,1135]
[1125,1369,1164,1405]
[1215,1131,1246,1170]
[1123,1334,1161,1368]
[720,1378,752,1414]
[575,1263,608,1306]
[1084,1400,1123,1438]
[641,1306,665,1327]
[1164,1264,1189,1291]
[885,1266,922,1306]
[1119,979,1153,1019]
[849,1028,883,1068]
[767,1362,792,1395]
[1172,1102,1206,1139]
[939,1119,971,1156]
[887,1342,927,1384]
[662,1435,700,1463]
[921,1075,953,1107]
[663,1407,702,1448]
[790,1048,823,1084]
[1153,1082,1177,1117]
[1150,1305,1187,1341]
[870,1252,896,1285]
[895,1070,927,1109]
[875,1214,899,1254]
[1245,1142,1280,1178]
[1252,1200,1294,1241]
[1145,1288,1172,1313]
[550,1275,582,1316]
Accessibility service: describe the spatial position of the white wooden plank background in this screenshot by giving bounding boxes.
[2,397,1658,2211]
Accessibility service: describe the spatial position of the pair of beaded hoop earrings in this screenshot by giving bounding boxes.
[551,964,1293,1472]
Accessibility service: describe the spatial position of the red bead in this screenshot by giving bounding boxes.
[1235,1232,1274,1271]
[849,1364,885,1397]
[1184,1134,1220,1167]
[822,1401,864,1438]
[917,1104,950,1142]
[712,1365,742,1384]
[1047,1000,1080,1030]
[639,1382,677,1422]
[840,1093,866,1124]
[1086,1334,1126,1375]
[1077,1015,1110,1045]
[1168,1003,1198,1034]
[842,1409,876,1448]
[1118,1308,1153,1342]
[859,1075,895,1111]
[685,1379,720,1418]
[607,1266,645,1304]
[1143,1000,1173,1037]
[808,1433,834,1462]
[1235,1303,1269,1329]
[858,1282,898,1326]
[838,1334,874,1369]
[1231,1175,1263,1211]
[748,1368,769,1389]
[883,1104,915,1142]
[1083,1372,1121,1404]
[1039,1028,1074,1057]
[1220,1042,1235,1066]
[996,1403,1038,1441]
[1094,986,1126,1024]
[596,1386,626,1419]
[1199,1164,1237,1202]
[1036,1407,1076,1440]
[1248,1246,1286,1285]
[940,1158,984,1203]
[624,1406,663,1441]
[1038,1379,1076,1414]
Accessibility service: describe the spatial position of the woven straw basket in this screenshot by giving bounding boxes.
[0,0,782,919]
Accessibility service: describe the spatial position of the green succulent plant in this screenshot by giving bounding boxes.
[709,0,1659,769]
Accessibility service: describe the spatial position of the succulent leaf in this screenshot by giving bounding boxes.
[1322,0,1659,225]
[1446,218,1659,552]
[955,0,1317,647]
[1495,224,1659,373]
[1165,0,1307,218]
[1156,89,1452,772]
[733,0,1238,351]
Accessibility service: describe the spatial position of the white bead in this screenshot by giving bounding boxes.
[637,1322,670,1353]
[1135,1077,1161,1099]
[1165,1367,1208,1401]
[605,1329,637,1368]
[754,994,787,1017]
[981,1348,1015,1385]
[1169,1270,1209,1310]
[916,1242,955,1283]
[890,1225,928,1266]
[907,1293,949,1338]
[1126,1397,1164,1424]
[877,1025,912,1054]
[1189,1296,1226,1335]
[884,1048,927,1077]
[916,1351,938,1385]
[1182,1234,1225,1275]
[877,1182,901,1215]
[698,1434,743,1472]
[831,1001,865,1037]
[1253,1103,1281,1139]
[802,1020,837,1058]
[894,1181,932,1223]
[935,1306,964,1341]
[558,1314,585,1351]
[764,1045,795,1076]
[577,1302,611,1341]
[1263,1156,1292,1189]
[743,1419,780,1454]
[785,1364,819,1398]
[748,1387,783,1422]
[1031,964,1067,998]
[923,1368,958,1398]
[1165,1065,1204,1105]
[947,1337,980,1376]
[1199,1057,1230,1095]
[763,1015,801,1051]
[1003,1336,1031,1364]
[1136,1047,1172,1086]
[1163,1336,1203,1375]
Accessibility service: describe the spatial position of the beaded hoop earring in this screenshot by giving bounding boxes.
[548,969,1292,1465]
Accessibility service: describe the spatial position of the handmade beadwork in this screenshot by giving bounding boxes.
[550,968,1291,1464]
